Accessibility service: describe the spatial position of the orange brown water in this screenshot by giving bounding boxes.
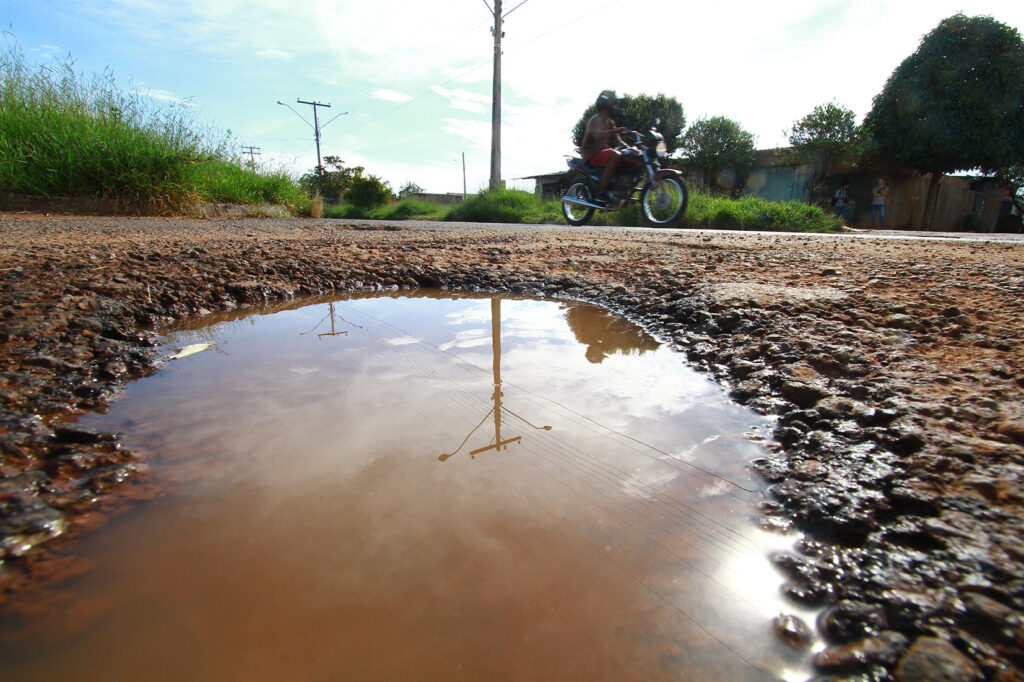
[0,292,813,681]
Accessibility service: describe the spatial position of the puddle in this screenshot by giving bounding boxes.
[1,291,813,681]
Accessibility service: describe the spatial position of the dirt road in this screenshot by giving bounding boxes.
[2,215,1022,679]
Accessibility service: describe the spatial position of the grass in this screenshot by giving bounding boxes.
[443,189,562,224]
[0,38,308,213]
[324,197,447,221]
[682,192,843,232]
[442,187,841,232]
[322,188,842,232]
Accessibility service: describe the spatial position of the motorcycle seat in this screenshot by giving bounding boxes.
[568,158,601,174]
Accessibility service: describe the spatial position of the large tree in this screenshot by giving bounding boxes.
[677,116,756,191]
[571,93,685,155]
[865,13,1024,229]
[788,102,864,185]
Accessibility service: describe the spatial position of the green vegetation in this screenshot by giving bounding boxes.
[865,14,1024,228]
[572,93,685,155]
[788,102,865,184]
[581,189,841,232]
[324,197,446,221]
[678,116,757,192]
[444,189,562,224]
[0,40,307,212]
[681,192,841,232]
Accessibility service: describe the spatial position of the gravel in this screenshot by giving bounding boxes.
[1,215,1022,678]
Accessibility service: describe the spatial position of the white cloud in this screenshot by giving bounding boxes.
[372,89,413,104]
[431,85,491,114]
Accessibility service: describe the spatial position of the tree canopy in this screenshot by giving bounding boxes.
[864,13,1024,176]
[571,93,685,155]
[788,102,864,181]
[299,156,364,203]
[677,116,756,190]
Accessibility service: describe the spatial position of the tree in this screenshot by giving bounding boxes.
[299,156,364,203]
[677,116,756,191]
[397,181,424,200]
[346,174,393,210]
[571,93,685,155]
[788,102,865,185]
[865,13,1024,229]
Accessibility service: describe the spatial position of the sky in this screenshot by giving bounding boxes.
[6,0,1024,194]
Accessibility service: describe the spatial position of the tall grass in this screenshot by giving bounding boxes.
[444,189,562,224]
[439,187,841,232]
[0,38,306,212]
[324,197,447,221]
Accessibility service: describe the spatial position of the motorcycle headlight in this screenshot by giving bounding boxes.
[656,141,668,158]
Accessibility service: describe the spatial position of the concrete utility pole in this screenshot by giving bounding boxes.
[484,0,528,192]
[487,0,503,192]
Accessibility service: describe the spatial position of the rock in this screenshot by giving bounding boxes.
[818,600,889,643]
[893,636,982,682]
[781,380,831,408]
[814,631,909,673]
[773,613,813,647]
[996,419,1024,444]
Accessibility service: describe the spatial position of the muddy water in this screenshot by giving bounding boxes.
[1,292,812,681]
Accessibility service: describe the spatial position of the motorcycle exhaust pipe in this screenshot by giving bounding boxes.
[561,195,605,210]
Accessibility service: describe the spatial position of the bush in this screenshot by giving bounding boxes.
[681,191,842,232]
[345,175,393,210]
[444,189,561,224]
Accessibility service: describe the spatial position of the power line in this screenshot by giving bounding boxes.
[276,98,348,169]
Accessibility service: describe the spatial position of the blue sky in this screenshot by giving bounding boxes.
[7,0,1024,193]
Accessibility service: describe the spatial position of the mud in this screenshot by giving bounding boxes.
[1,215,1022,680]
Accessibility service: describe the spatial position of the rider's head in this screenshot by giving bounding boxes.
[595,90,617,114]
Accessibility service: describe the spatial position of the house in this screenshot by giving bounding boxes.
[744,149,1018,232]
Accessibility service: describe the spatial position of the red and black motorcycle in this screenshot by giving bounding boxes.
[561,122,688,227]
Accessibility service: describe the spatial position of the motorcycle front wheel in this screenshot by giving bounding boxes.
[562,180,595,226]
[641,176,688,227]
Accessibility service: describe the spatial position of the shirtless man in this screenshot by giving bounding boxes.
[580,90,628,203]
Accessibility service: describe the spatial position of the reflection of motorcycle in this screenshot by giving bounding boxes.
[561,123,688,227]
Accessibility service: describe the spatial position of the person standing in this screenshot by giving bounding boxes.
[871,178,890,229]
[833,182,851,221]
[811,179,829,210]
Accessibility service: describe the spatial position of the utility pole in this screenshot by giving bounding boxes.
[484,0,528,192]
[276,99,348,171]
[240,145,261,170]
[297,99,330,170]
[487,0,503,192]
[462,152,467,199]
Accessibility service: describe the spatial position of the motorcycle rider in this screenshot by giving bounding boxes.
[580,90,628,204]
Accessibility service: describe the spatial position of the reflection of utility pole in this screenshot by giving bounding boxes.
[439,297,550,462]
[472,298,521,456]
[318,302,348,338]
[300,301,363,338]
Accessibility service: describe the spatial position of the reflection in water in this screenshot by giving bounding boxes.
[0,292,813,682]
[563,304,660,363]
[440,298,548,462]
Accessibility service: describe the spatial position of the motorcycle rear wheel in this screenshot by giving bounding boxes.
[641,176,688,227]
[562,180,595,226]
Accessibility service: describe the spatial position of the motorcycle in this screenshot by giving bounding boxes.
[561,122,688,227]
